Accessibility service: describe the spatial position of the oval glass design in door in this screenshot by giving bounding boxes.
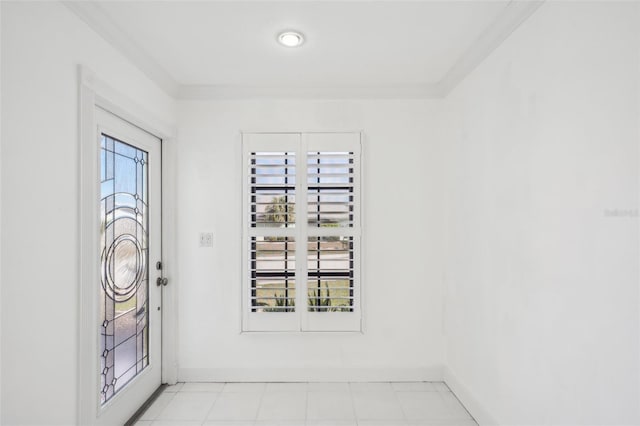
[100,134,149,404]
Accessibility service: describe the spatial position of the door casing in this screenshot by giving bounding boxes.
[78,66,178,425]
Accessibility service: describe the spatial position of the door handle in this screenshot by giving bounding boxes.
[156,277,168,287]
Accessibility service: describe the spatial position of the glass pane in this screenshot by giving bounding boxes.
[250,237,296,312]
[250,152,296,228]
[307,236,354,312]
[100,134,149,404]
[307,152,354,228]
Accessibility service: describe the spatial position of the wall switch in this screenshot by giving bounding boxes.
[199,232,213,247]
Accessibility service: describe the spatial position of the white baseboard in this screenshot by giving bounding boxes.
[178,365,444,383]
[443,366,498,426]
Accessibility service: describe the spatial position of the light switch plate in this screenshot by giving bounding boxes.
[199,232,213,247]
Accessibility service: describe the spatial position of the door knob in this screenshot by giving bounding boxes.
[156,277,168,286]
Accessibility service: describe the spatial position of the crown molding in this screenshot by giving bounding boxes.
[64,0,543,101]
[177,84,442,100]
[63,1,180,98]
[436,0,545,97]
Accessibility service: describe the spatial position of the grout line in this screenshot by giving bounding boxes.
[305,382,310,425]
[446,386,479,426]
[347,382,360,426]
[391,382,410,424]
[254,383,267,424]
[152,391,177,421]
[200,388,221,425]
[153,381,475,426]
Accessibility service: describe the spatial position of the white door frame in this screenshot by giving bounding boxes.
[77,66,178,425]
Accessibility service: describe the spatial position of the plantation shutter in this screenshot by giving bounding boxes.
[303,133,361,332]
[242,132,362,332]
[243,134,300,331]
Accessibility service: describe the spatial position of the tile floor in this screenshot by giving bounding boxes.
[134,382,478,426]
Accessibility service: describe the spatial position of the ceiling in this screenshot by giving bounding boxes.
[65,1,543,99]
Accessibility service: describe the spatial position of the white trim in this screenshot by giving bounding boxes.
[178,84,442,100]
[160,135,179,385]
[637,8,640,417]
[65,3,542,100]
[241,130,363,136]
[77,65,178,424]
[179,366,444,383]
[359,132,366,334]
[65,2,180,97]
[443,367,498,426]
[0,0,3,410]
[637,4,640,415]
[79,66,176,140]
[436,0,545,97]
[78,68,99,426]
[0,2,4,419]
[298,134,309,331]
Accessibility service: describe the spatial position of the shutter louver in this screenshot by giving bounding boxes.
[250,152,296,228]
[250,236,296,312]
[307,236,354,312]
[307,152,354,228]
[249,150,297,313]
[306,151,356,313]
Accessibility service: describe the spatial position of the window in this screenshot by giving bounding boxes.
[242,133,362,332]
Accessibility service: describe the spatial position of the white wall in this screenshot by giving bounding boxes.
[175,99,446,381]
[441,2,640,425]
[4,1,639,425]
[0,2,175,424]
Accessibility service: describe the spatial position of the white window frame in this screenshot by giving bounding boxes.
[241,132,362,332]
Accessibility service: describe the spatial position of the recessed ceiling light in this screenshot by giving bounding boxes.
[277,31,304,48]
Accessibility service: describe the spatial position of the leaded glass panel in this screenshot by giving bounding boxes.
[99,134,149,405]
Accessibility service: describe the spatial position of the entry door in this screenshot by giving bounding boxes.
[95,107,162,424]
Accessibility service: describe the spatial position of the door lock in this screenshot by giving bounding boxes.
[156,277,168,286]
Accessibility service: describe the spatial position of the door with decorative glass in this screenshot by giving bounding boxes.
[95,108,162,424]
